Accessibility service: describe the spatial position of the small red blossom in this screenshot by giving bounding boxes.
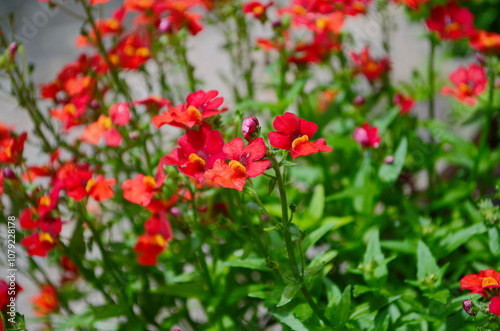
[109,34,151,70]
[22,232,58,257]
[32,285,59,317]
[134,213,173,266]
[82,115,123,147]
[393,93,415,115]
[425,2,475,41]
[490,297,500,316]
[350,47,390,82]
[109,102,131,126]
[460,269,500,299]
[268,112,332,158]
[470,30,500,53]
[86,175,116,201]
[353,123,381,148]
[162,124,225,182]
[0,129,27,165]
[122,174,159,206]
[441,63,487,106]
[61,255,79,283]
[153,90,225,129]
[393,0,430,10]
[56,162,92,201]
[243,1,274,21]
[205,137,270,191]
[20,208,38,230]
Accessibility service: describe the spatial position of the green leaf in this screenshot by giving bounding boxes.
[488,228,500,255]
[373,107,400,134]
[308,184,325,222]
[224,258,269,271]
[270,310,310,331]
[416,241,439,281]
[302,224,333,251]
[154,283,208,299]
[362,229,389,285]
[306,250,338,277]
[438,223,487,256]
[268,177,277,195]
[369,307,390,331]
[378,137,407,184]
[277,282,301,307]
[430,182,475,209]
[329,285,351,327]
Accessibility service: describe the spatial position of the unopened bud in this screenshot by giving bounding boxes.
[90,100,100,109]
[462,299,477,316]
[2,167,15,179]
[158,18,172,34]
[8,42,18,59]
[384,156,394,164]
[242,116,260,142]
[272,20,282,29]
[354,95,365,106]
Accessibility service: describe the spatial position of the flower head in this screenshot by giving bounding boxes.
[441,63,487,106]
[122,174,159,207]
[460,269,500,299]
[350,47,390,82]
[425,2,475,40]
[268,112,332,158]
[353,123,381,148]
[32,285,59,317]
[394,93,415,115]
[490,296,500,316]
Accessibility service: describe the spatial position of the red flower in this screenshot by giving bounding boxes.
[82,115,123,147]
[441,63,487,106]
[353,123,381,148]
[109,34,151,70]
[425,2,475,40]
[0,129,27,165]
[490,297,500,316]
[21,232,57,257]
[122,174,159,206]
[205,137,270,191]
[56,163,92,201]
[86,174,116,201]
[268,112,332,158]
[460,269,500,299]
[243,1,274,21]
[393,93,415,115]
[134,213,173,266]
[153,90,225,129]
[20,208,37,230]
[470,30,500,53]
[32,285,59,317]
[162,124,225,182]
[350,47,390,82]
[109,102,131,126]
[393,0,430,10]
[0,280,23,310]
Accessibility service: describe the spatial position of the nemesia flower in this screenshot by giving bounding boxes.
[490,297,500,316]
[122,174,159,206]
[56,162,92,201]
[21,231,58,257]
[61,255,79,283]
[109,33,151,70]
[109,102,131,126]
[32,285,59,317]
[470,30,500,53]
[393,0,430,10]
[82,115,123,147]
[394,93,415,114]
[85,174,116,201]
[0,280,22,310]
[441,63,487,106]
[350,47,390,82]
[162,123,225,182]
[425,2,475,40]
[204,137,270,191]
[20,208,38,230]
[268,112,332,158]
[318,89,338,113]
[0,129,27,165]
[460,268,500,299]
[288,33,341,65]
[353,123,381,148]
[243,1,274,21]
[153,90,225,129]
[76,7,125,47]
[133,95,172,113]
[134,213,173,266]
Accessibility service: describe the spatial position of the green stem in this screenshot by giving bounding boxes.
[427,37,436,197]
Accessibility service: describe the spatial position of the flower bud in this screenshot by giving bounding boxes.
[8,42,18,59]
[90,100,100,109]
[462,299,477,316]
[242,116,260,142]
[384,156,394,164]
[158,18,172,34]
[354,95,365,105]
[272,20,282,29]
[475,53,485,66]
[2,167,16,179]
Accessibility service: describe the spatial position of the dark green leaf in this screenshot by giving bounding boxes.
[277,282,301,307]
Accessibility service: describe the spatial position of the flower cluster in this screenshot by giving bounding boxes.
[460,269,500,316]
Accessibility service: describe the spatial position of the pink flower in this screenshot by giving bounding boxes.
[353,123,381,148]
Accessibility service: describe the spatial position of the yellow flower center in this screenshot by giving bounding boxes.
[39,233,54,245]
[187,105,202,121]
[85,178,96,192]
[152,234,166,247]
[142,175,157,188]
[40,196,51,207]
[316,17,329,30]
[229,160,247,175]
[65,103,77,114]
[188,153,206,167]
[445,22,460,33]
[482,277,498,287]
[292,135,309,150]
[135,47,150,58]
[252,5,265,16]
[98,115,112,130]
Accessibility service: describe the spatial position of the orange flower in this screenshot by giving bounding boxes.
[470,30,500,54]
[122,174,159,206]
[441,63,487,106]
[32,285,59,317]
[86,174,116,201]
